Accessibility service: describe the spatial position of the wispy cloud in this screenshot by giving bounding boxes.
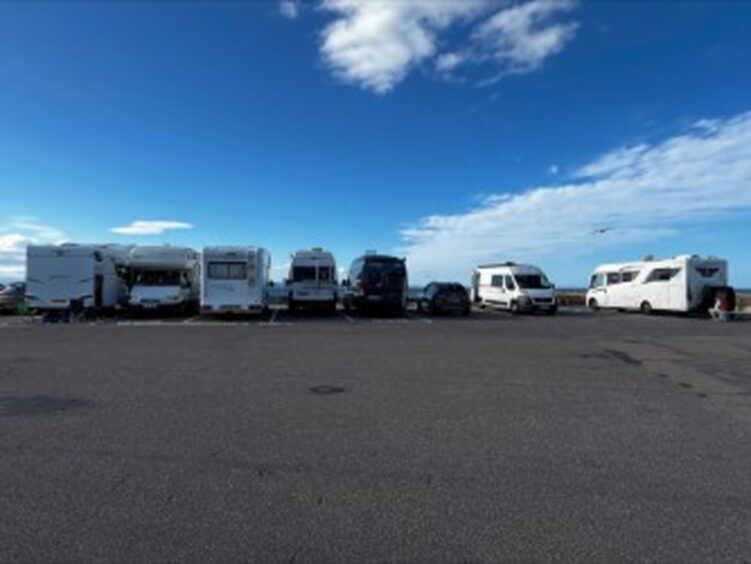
[110,220,194,236]
[473,0,579,85]
[0,217,68,281]
[279,0,300,20]
[317,0,578,94]
[399,111,751,280]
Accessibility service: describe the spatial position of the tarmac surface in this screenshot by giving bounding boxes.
[1,307,751,561]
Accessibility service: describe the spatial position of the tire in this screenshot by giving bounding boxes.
[462,306,470,316]
[419,299,431,314]
[545,306,558,316]
[588,298,599,311]
[510,301,520,314]
[288,297,297,314]
[640,301,653,315]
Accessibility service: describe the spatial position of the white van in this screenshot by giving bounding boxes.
[471,262,557,314]
[26,244,130,312]
[287,248,338,313]
[200,246,270,315]
[586,254,728,314]
[128,245,200,313]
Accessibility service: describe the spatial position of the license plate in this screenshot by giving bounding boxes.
[52,299,68,304]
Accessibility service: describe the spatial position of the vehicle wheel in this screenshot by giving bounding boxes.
[588,298,599,311]
[462,306,470,316]
[510,301,520,314]
[419,299,431,314]
[330,300,337,315]
[545,306,558,316]
[640,301,653,315]
[288,297,297,314]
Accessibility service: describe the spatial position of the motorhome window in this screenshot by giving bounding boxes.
[607,273,621,285]
[318,266,332,282]
[621,271,640,282]
[364,261,404,289]
[648,268,681,282]
[504,276,516,290]
[208,262,246,280]
[293,267,316,282]
[695,267,720,278]
[514,275,551,289]
[491,275,504,287]
[135,270,181,286]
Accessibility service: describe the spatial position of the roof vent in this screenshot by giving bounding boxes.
[643,254,655,261]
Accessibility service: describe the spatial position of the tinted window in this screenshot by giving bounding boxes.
[135,270,181,286]
[607,273,621,285]
[505,276,516,290]
[318,266,332,282]
[293,267,316,282]
[491,275,503,287]
[695,266,720,278]
[514,274,551,289]
[590,274,606,288]
[621,271,640,282]
[647,268,681,282]
[208,262,247,280]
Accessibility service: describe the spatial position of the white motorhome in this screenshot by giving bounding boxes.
[26,244,130,312]
[586,254,728,314]
[471,262,557,314]
[287,248,338,312]
[200,246,270,315]
[128,245,200,313]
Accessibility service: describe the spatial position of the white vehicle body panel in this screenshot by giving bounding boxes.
[128,246,200,311]
[200,246,270,314]
[471,263,557,311]
[26,244,130,311]
[586,255,728,312]
[288,249,338,304]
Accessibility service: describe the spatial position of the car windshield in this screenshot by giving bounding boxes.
[135,270,181,286]
[514,274,552,289]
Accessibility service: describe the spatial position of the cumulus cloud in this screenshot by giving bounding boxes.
[279,0,299,20]
[110,220,194,236]
[0,217,68,281]
[399,111,751,280]
[317,0,578,93]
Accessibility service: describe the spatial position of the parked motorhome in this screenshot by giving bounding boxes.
[287,248,338,313]
[343,254,408,315]
[26,244,130,313]
[586,255,729,314]
[128,246,200,313]
[471,263,557,314]
[201,246,270,315]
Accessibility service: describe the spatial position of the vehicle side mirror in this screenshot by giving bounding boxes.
[285,279,291,287]
[268,280,275,288]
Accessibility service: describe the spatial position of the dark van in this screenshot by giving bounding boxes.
[343,255,408,315]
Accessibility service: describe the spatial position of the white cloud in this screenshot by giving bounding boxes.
[110,220,194,236]
[316,0,578,93]
[320,0,488,94]
[435,52,466,73]
[0,217,68,281]
[474,0,578,83]
[399,112,751,281]
[549,164,560,175]
[279,0,299,20]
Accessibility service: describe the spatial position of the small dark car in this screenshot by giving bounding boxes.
[418,282,470,316]
[0,282,26,314]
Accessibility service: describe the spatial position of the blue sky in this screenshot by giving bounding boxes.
[1,0,750,286]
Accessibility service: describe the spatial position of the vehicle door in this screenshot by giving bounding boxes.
[589,273,608,306]
[604,272,623,308]
[486,273,506,306]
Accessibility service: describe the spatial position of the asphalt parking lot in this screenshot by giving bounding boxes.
[1,308,750,561]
